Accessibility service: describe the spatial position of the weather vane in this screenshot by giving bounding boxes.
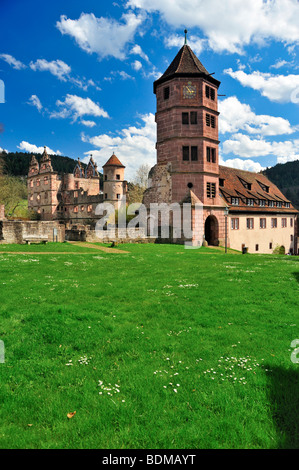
[184,29,188,45]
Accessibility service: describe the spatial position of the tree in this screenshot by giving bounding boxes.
[0,153,4,176]
[128,164,151,204]
[0,173,28,217]
[133,164,151,189]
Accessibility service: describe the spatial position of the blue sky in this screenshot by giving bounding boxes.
[0,0,298,180]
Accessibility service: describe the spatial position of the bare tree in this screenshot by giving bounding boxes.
[128,164,151,204]
[133,164,151,189]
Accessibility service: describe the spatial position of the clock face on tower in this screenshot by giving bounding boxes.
[183,82,197,99]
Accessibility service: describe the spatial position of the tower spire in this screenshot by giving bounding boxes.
[184,29,188,45]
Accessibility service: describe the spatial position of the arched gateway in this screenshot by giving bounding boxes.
[204,215,219,246]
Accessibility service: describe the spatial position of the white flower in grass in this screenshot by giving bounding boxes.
[173,389,177,393]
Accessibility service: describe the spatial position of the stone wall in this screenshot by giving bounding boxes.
[143,163,172,206]
[65,226,155,244]
[0,221,65,244]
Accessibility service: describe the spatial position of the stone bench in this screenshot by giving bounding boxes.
[23,236,48,245]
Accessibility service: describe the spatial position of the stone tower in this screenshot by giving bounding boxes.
[143,33,227,245]
[102,153,127,208]
[154,39,223,206]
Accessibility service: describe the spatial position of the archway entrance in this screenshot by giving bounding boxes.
[204,215,219,246]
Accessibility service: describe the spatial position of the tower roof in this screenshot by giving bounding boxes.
[103,153,125,168]
[154,44,220,92]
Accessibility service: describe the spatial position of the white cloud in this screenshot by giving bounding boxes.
[130,44,149,62]
[165,34,206,56]
[27,94,43,112]
[127,0,299,54]
[56,12,144,60]
[81,113,156,179]
[277,154,299,164]
[142,66,162,80]
[87,79,101,91]
[80,120,97,128]
[18,141,61,155]
[30,59,71,81]
[0,53,26,70]
[107,70,135,81]
[223,134,272,158]
[132,60,142,71]
[222,133,299,163]
[220,156,264,173]
[219,96,294,136]
[224,68,299,103]
[50,94,109,121]
[270,59,290,69]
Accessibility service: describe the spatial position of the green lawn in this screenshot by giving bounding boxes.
[0,242,298,449]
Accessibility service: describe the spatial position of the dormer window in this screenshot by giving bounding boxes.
[239,178,252,190]
[276,201,282,208]
[247,198,254,206]
[219,178,224,187]
[259,199,266,207]
[257,181,269,193]
[231,197,239,206]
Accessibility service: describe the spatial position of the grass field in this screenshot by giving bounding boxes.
[0,242,298,449]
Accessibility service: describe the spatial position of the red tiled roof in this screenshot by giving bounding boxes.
[219,165,298,213]
[102,153,125,168]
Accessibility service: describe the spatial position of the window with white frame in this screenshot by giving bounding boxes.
[260,218,266,229]
[246,218,254,229]
[231,218,239,230]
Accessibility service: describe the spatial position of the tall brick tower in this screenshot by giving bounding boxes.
[144,32,227,245]
[154,35,223,205]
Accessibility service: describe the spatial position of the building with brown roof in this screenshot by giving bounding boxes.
[27,148,127,224]
[144,34,298,254]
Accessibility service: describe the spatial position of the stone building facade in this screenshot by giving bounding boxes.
[143,39,298,253]
[27,148,127,225]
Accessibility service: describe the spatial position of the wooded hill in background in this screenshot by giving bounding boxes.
[0,151,103,184]
[263,160,299,210]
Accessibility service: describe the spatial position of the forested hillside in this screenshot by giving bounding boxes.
[0,151,87,177]
[263,160,299,209]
